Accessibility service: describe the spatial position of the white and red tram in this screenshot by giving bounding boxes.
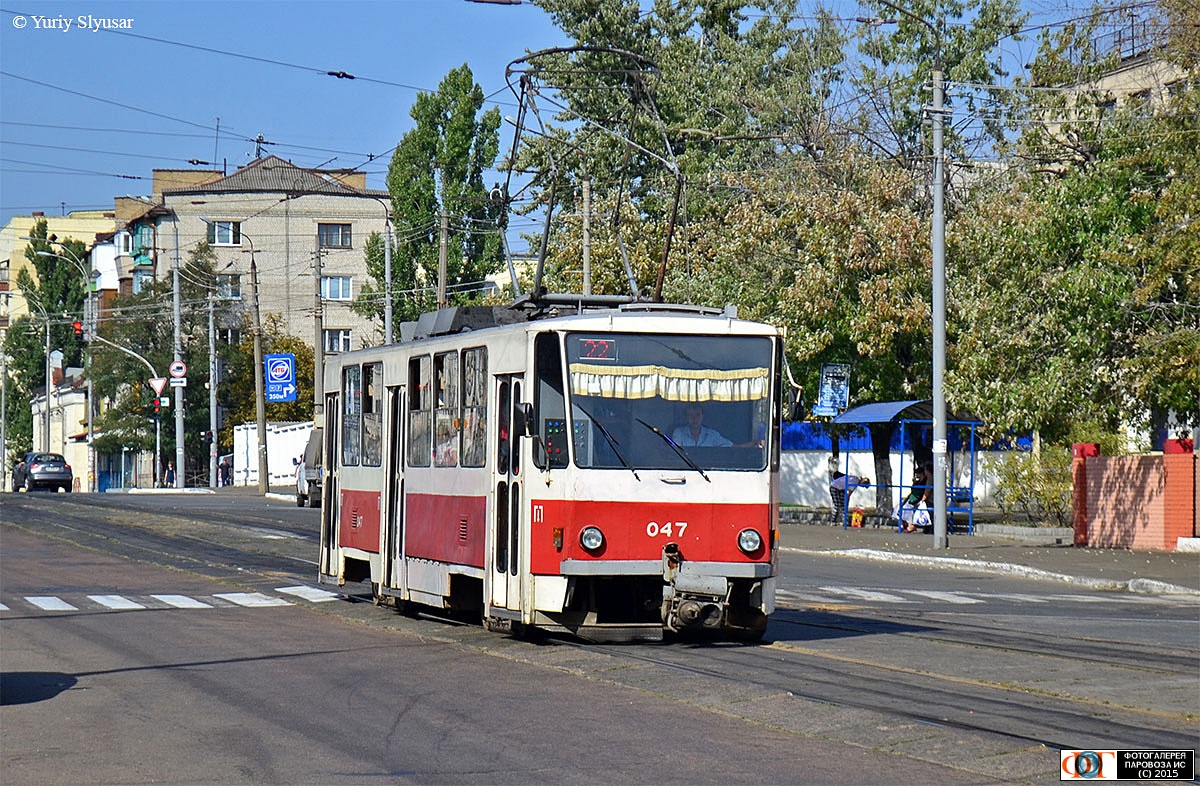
[317,302,783,641]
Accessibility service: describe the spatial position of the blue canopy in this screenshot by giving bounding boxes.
[832,400,931,424]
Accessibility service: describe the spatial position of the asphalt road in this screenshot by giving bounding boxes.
[2,493,1197,785]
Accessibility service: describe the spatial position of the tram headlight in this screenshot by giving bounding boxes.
[737,528,763,555]
[580,526,605,552]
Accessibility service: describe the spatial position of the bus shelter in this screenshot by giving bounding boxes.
[830,400,980,533]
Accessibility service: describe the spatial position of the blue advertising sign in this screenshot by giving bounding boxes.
[265,353,297,403]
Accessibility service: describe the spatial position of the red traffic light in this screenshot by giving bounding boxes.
[73,320,83,337]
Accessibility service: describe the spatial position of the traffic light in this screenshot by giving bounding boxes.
[73,320,84,344]
[154,397,161,416]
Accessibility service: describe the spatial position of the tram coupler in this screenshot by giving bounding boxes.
[661,543,729,632]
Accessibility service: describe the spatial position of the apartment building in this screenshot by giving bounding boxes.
[122,155,390,352]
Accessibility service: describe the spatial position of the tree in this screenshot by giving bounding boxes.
[356,64,504,328]
[1,219,88,463]
[949,0,1200,441]
[219,315,315,449]
[90,242,243,474]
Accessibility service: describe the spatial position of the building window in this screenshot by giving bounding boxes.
[322,276,352,301]
[206,221,241,246]
[132,268,153,294]
[115,231,132,255]
[215,274,241,300]
[218,328,242,346]
[318,223,352,248]
[323,329,352,353]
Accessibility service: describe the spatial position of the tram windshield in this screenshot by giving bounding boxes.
[564,333,773,471]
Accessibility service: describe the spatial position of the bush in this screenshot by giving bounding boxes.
[988,447,1073,526]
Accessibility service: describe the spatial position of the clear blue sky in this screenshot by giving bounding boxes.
[0,0,1068,232]
[0,0,568,229]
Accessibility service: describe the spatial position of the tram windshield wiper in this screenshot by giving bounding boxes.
[635,418,710,482]
[574,403,639,480]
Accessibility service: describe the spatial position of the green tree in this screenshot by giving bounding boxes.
[2,219,88,464]
[90,243,243,475]
[356,64,504,328]
[949,0,1199,440]
[219,315,315,449]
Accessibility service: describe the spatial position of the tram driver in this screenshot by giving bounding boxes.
[671,404,764,449]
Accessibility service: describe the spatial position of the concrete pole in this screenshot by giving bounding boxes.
[582,177,592,296]
[313,242,324,424]
[251,255,268,494]
[383,215,393,344]
[172,219,185,486]
[437,210,449,308]
[931,62,948,550]
[43,317,51,452]
[208,292,218,488]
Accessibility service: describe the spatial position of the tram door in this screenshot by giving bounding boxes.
[383,386,405,590]
[490,376,523,610]
[320,392,340,579]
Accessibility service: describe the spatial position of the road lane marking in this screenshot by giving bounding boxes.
[0,602,8,611]
[88,594,146,610]
[26,596,77,611]
[213,592,293,608]
[275,585,339,602]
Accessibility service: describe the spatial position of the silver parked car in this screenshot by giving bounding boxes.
[13,452,73,492]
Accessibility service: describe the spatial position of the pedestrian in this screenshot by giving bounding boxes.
[164,461,176,489]
[829,472,870,523]
[219,457,231,487]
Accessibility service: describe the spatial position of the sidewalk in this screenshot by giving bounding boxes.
[778,519,1200,596]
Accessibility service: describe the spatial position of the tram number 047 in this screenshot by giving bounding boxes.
[646,521,687,538]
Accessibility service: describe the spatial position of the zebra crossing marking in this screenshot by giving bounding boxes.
[275,585,339,602]
[1,586,342,615]
[88,594,146,610]
[151,594,213,609]
[818,586,914,603]
[26,596,77,611]
[212,592,294,608]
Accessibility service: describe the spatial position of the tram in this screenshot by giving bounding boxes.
[317,301,783,641]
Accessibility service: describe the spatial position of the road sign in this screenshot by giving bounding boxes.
[169,377,187,388]
[169,360,187,378]
[149,377,168,396]
[265,353,297,403]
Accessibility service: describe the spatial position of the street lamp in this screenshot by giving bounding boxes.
[875,0,948,548]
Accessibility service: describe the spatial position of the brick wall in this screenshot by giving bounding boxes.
[1078,453,1198,550]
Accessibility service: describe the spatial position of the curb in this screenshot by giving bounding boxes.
[783,546,1200,597]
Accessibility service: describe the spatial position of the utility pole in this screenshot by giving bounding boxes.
[313,243,324,423]
[250,255,268,494]
[383,211,393,344]
[582,177,592,295]
[208,292,218,488]
[876,0,948,548]
[930,56,948,549]
[437,209,449,308]
[172,219,186,487]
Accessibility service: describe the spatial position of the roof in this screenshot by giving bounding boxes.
[160,155,387,198]
[832,400,979,425]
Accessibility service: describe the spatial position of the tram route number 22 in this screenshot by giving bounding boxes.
[646,521,687,538]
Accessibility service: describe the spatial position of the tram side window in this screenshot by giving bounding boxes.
[434,351,459,467]
[461,347,487,468]
[342,365,362,466]
[408,356,431,467]
[534,333,568,469]
[362,362,383,467]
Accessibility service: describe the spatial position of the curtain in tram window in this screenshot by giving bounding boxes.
[569,363,769,402]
